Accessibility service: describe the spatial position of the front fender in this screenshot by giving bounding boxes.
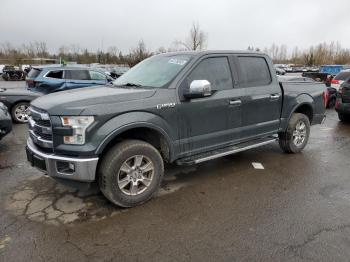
[94,112,177,158]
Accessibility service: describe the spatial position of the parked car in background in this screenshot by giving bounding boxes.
[2,65,25,81]
[335,77,350,122]
[0,102,12,140]
[0,65,5,75]
[278,76,316,83]
[109,66,130,79]
[275,66,286,75]
[302,72,328,82]
[91,65,130,79]
[0,88,42,123]
[331,70,350,91]
[325,86,337,108]
[26,66,114,94]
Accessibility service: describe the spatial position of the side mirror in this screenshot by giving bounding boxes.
[106,76,114,82]
[184,80,212,99]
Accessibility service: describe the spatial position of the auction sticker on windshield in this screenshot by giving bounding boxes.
[168,58,188,65]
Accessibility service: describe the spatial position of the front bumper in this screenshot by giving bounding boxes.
[0,113,12,140]
[335,99,350,114]
[26,138,99,182]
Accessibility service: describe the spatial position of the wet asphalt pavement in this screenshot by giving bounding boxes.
[1,82,350,261]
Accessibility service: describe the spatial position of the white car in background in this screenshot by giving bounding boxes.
[0,65,5,75]
[332,70,350,90]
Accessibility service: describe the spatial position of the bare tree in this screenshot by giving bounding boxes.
[176,22,207,51]
[127,40,152,66]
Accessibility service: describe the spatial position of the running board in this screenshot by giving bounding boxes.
[176,137,278,166]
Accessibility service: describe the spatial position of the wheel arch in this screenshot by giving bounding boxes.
[9,100,31,111]
[96,122,174,163]
[292,103,314,123]
[281,93,315,131]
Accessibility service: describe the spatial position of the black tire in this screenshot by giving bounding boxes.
[98,139,164,207]
[12,74,19,81]
[11,102,30,123]
[327,97,336,109]
[278,113,310,153]
[338,112,350,122]
[3,73,9,81]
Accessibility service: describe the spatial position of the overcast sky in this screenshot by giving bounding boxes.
[1,0,349,54]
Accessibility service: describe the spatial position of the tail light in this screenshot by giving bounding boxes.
[335,99,340,109]
[322,91,328,108]
[26,80,35,87]
[331,79,339,85]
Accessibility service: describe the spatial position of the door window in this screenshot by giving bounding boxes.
[238,56,271,87]
[46,70,63,79]
[89,71,106,80]
[186,57,233,91]
[66,70,90,80]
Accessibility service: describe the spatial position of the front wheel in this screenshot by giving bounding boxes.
[338,112,350,122]
[278,113,310,153]
[11,102,30,123]
[99,139,164,207]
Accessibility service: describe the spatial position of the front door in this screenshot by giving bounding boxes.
[177,56,242,156]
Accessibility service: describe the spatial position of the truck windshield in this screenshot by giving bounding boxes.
[113,54,193,88]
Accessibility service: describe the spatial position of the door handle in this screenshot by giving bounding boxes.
[229,99,242,106]
[270,94,280,100]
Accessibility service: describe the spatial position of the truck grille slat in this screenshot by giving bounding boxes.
[28,107,53,149]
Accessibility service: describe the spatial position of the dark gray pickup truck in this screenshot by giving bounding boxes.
[26,51,326,207]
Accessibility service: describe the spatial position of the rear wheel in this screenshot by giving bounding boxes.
[11,102,30,123]
[279,113,310,153]
[99,139,164,207]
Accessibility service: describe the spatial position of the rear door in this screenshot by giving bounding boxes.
[36,70,65,93]
[235,55,282,140]
[65,69,92,89]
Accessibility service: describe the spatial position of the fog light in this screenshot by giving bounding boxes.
[69,162,75,171]
[57,161,75,174]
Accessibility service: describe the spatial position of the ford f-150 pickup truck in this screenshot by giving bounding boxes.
[26,51,326,207]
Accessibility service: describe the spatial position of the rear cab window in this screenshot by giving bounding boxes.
[237,56,272,87]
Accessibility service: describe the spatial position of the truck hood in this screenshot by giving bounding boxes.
[31,86,156,115]
[0,88,42,98]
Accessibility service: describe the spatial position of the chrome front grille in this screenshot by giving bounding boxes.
[35,119,51,127]
[28,107,53,148]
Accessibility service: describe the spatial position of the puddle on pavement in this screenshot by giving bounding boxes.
[4,167,194,226]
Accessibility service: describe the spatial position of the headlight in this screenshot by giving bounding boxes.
[60,116,94,145]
